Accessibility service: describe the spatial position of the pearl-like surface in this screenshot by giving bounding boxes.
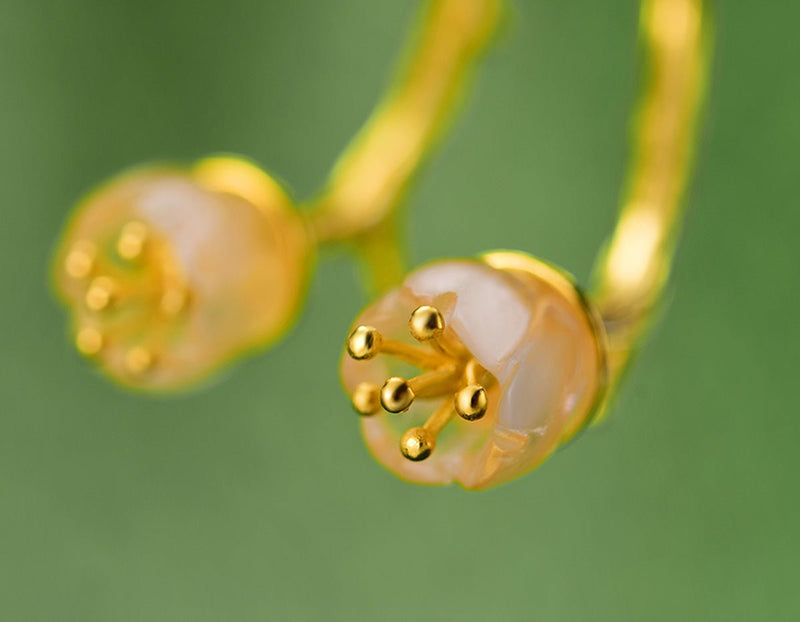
[341,257,603,489]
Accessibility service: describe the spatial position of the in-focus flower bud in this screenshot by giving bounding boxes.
[341,252,607,490]
[53,156,310,390]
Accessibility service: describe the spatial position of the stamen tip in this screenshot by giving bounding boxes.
[124,346,153,375]
[85,276,116,311]
[347,325,382,360]
[408,305,444,341]
[400,427,434,461]
[117,221,148,261]
[65,241,96,280]
[352,382,381,416]
[455,384,488,421]
[75,327,103,356]
[380,377,415,413]
[160,287,188,317]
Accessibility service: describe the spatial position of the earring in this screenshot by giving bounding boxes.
[341,0,709,489]
[51,0,502,391]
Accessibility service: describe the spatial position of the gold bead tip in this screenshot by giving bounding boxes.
[352,382,381,416]
[75,327,103,356]
[116,221,148,261]
[124,346,153,375]
[65,241,96,280]
[408,305,444,341]
[347,325,382,360]
[400,427,434,461]
[160,287,188,317]
[455,384,488,421]
[381,377,415,413]
[346,302,493,462]
[85,276,116,311]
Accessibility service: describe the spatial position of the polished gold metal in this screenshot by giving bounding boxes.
[346,325,449,369]
[406,365,459,396]
[380,377,416,414]
[408,305,444,341]
[592,0,708,399]
[351,382,381,416]
[454,384,487,421]
[400,426,435,462]
[347,305,493,461]
[346,326,382,360]
[308,0,503,292]
[379,365,460,413]
[422,397,457,435]
[400,397,458,460]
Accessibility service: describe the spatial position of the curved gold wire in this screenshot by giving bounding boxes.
[307,0,503,292]
[592,0,709,402]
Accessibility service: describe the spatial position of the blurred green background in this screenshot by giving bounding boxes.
[1,0,798,619]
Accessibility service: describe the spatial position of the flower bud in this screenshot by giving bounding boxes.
[342,252,607,489]
[54,156,310,390]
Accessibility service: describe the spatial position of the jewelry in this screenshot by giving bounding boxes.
[51,0,501,391]
[342,0,709,489]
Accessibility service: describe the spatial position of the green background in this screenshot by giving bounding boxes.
[1,1,798,620]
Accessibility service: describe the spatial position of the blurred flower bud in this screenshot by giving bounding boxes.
[53,156,310,391]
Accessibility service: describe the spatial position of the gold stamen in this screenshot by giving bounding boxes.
[455,384,488,421]
[464,358,482,385]
[75,327,103,356]
[160,287,188,317]
[347,325,448,369]
[352,382,381,416]
[408,305,444,341]
[85,276,116,311]
[347,325,382,360]
[407,365,459,397]
[410,304,468,359]
[380,339,450,369]
[381,367,458,413]
[124,346,153,375]
[116,221,148,261]
[347,303,493,460]
[400,427,435,461]
[423,397,456,435]
[65,241,96,279]
[399,399,456,462]
[380,377,415,413]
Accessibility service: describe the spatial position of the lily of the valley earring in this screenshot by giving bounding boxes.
[52,0,501,391]
[342,0,709,489]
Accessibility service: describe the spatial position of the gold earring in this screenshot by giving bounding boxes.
[341,0,710,489]
[51,0,502,391]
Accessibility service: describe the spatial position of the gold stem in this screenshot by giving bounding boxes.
[307,0,502,245]
[381,338,451,370]
[354,213,407,296]
[464,358,481,385]
[591,0,709,393]
[430,331,469,360]
[423,399,455,436]
[408,365,460,397]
